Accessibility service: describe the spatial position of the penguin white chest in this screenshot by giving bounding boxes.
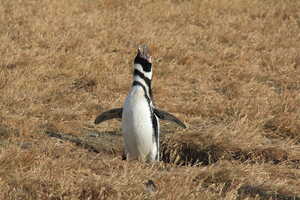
[121,86,159,161]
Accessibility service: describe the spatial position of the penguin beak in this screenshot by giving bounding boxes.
[138,45,152,63]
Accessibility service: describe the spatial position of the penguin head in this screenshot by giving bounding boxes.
[134,45,152,79]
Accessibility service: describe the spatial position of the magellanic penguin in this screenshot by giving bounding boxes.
[95,45,186,162]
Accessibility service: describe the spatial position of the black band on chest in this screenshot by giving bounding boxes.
[132,81,151,101]
[133,69,152,89]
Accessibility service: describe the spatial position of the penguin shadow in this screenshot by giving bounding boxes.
[41,125,123,155]
[41,123,295,167]
[40,123,218,166]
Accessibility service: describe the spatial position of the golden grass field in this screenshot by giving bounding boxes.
[1,0,300,199]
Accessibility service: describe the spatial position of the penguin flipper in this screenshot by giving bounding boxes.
[154,108,186,128]
[94,108,123,124]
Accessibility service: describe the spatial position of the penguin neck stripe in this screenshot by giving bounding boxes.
[134,69,151,88]
[132,81,152,105]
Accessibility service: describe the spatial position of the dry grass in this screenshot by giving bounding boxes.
[1,0,300,199]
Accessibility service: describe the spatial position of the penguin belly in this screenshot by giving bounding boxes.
[121,87,158,161]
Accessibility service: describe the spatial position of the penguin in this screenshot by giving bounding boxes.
[95,45,186,162]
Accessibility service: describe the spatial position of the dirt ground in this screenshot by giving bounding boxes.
[1,0,300,199]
